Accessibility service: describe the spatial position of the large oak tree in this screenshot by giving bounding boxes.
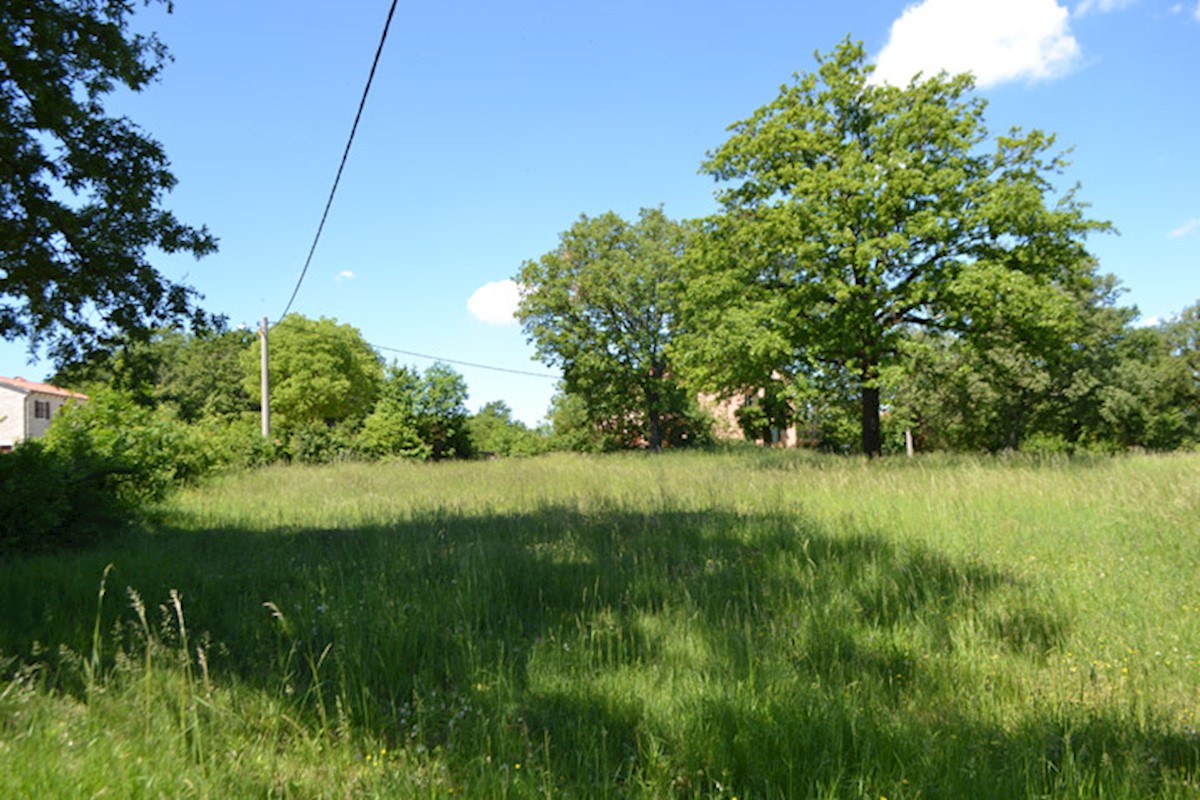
[680,39,1108,455]
[1,0,216,364]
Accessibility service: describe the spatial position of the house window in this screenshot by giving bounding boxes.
[34,400,52,420]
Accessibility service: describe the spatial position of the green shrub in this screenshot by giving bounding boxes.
[0,387,232,553]
[283,420,360,464]
[466,401,551,458]
[0,441,70,550]
[1020,431,1073,456]
[356,401,431,460]
[0,439,130,553]
[192,414,284,469]
[42,387,214,503]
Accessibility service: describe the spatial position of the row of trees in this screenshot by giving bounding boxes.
[3,316,561,553]
[515,41,1200,455]
[51,315,553,465]
[0,0,621,465]
[2,3,1195,459]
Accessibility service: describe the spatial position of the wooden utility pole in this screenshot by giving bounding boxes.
[260,316,271,438]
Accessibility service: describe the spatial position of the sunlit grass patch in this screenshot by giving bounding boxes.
[1,451,1198,797]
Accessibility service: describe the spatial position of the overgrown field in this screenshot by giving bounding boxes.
[2,451,1199,798]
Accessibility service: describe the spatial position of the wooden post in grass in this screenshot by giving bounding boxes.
[260,316,271,438]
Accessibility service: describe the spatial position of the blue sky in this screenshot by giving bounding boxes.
[2,0,1197,425]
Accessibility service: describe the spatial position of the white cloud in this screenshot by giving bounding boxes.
[873,0,1082,88]
[335,270,356,282]
[467,279,521,325]
[1166,2,1200,21]
[1169,218,1200,238]
[1074,0,1137,16]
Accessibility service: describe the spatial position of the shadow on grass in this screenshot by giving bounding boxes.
[1,505,1195,797]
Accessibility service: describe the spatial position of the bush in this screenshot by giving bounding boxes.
[466,401,551,458]
[1,387,229,554]
[356,402,431,460]
[283,420,361,464]
[1019,432,1073,456]
[42,387,215,503]
[193,414,284,469]
[0,439,131,553]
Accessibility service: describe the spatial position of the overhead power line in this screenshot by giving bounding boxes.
[248,318,559,381]
[371,343,561,379]
[278,0,399,322]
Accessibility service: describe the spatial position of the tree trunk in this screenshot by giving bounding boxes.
[648,406,663,453]
[646,377,664,453]
[861,384,882,457]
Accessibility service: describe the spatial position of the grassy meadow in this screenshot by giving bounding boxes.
[2,450,1199,798]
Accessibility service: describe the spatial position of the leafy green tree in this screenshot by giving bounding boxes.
[886,282,1200,453]
[156,328,256,421]
[242,315,383,428]
[1,0,217,364]
[517,208,701,452]
[415,362,471,459]
[50,324,253,419]
[1141,301,1200,447]
[890,326,1060,452]
[545,388,611,452]
[356,364,429,460]
[49,332,167,407]
[545,386,712,452]
[1090,325,1188,450]
[1164,301,1200,396]
[42,385,213,502]
[355,362,474,460]
[681,39,1108,455]
[732,382,797,446]
[467,400,548,457]
[894,268,1123,451]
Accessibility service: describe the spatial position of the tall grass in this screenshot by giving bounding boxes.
[2,451,1198,797]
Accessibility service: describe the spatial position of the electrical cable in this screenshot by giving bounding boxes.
[268,1,557,384]
[370,343,561,379]
[278,0,399,322]
[253,324,557,383]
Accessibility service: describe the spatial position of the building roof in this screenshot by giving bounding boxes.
[0,376,88,401]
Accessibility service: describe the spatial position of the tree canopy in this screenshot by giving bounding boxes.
[51,324,253,420]
[242,315,382,428]
[467,400,547,457]
[679,39,1109,455]
[413,362,472,459]
[0,0,216,363]
[357,362,475,460]
[516,208,702,451]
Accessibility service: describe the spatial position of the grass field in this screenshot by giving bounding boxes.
[2,450,1199,798]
